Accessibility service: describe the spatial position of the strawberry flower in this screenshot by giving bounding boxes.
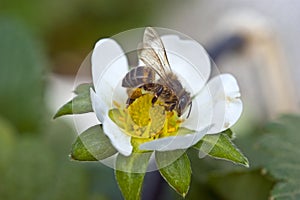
[90,28,243,156]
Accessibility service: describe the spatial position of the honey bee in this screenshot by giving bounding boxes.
[122,27,192,117]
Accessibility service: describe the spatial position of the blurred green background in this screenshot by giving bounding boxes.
[1,0,300,199]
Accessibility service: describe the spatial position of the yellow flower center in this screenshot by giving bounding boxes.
[109,92,183,152]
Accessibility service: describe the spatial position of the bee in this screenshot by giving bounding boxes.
[122,27,192,117]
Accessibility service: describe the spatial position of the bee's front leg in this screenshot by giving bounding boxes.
[126,88,142,106]
[126,98,136,106]
[151,85,163,104]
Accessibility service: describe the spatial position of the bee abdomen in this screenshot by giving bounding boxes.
[122,66,155,88]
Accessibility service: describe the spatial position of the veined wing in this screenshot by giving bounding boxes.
[138,27,174,87]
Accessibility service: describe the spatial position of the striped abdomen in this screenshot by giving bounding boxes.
[122,66,155,88]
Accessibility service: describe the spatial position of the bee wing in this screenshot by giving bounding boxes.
[138,27,173,87]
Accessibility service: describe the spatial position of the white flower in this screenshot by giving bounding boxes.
[90,30,243,156]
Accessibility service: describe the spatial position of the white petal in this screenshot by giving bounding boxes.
[112,84,129,107]
[188,74,242,134]
[90,88,132,156]
[161,35,211,93]
[139,126,211,151]
[224,98,243,129]
[90,88,108,123]
[182,73,220,132]
[91,38,128,106]
[220,74,243,129]
[103,115,133,156]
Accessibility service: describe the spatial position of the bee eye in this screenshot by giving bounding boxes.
[178,96,187,109]
[179,97,185,104]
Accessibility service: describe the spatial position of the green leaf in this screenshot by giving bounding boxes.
[71,125,117,161]
[252,115,300,200]
[194,131,249,167]
[155,150,191,197]
[74,83,93,94]
[0,18,46,133]
[54,83,93,119]
[115,152,151,200]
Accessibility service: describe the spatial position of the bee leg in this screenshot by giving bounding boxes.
[163,101,177,114]
[169,103,176,111]
[126,98,135,106]
[151,85,163,104]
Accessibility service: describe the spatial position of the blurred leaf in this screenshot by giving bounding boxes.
[86,163,123,200]
[43,117,78,158]
[253,115,300,200]
[156,150,191,197]
[0,17,46,133]
[0,136,89,200]
[115,153,151,200]
[0,116,17,171]
[71,125,117,161]
[54,83,93,118]
[194,131,249,167]
[185,181,217,200]
[208,169,275,200]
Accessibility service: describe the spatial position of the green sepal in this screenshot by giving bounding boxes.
[223,128,235,139]
[156,150,191,197]
[74,83,93,94]
[54,83,93,119]
[70,125,117,161]
[115,152,152,200]
[194,129,249,167]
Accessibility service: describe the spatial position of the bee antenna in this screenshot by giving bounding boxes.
[186,102,192,119]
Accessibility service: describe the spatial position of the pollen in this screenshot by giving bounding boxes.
[108,92,183,150]
[128,94,154,127]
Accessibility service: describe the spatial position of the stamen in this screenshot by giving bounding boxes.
[108,91,183,149]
